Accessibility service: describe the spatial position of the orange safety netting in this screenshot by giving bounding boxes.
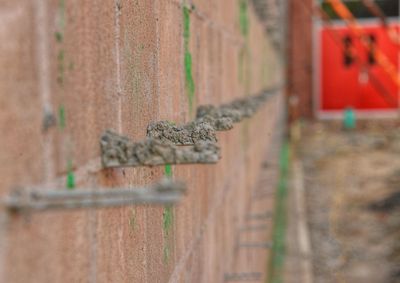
[327,0,400,86]
[361,0,400,45]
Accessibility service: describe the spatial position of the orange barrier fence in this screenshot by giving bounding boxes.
[327,0,400,87]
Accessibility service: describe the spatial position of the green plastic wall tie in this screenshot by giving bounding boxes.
[343,107,356,130]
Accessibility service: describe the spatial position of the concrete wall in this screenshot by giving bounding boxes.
[0,0,284,282]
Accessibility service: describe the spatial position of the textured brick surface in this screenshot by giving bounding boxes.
[0,1,44,195]
[49,0,120,172]
[288,0,313,120]
[0,0,284,282]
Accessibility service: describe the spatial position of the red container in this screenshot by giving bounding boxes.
[317,22,399,114]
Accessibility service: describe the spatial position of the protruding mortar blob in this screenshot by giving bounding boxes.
[196,90,271,125]
[147,120,217,145]
[100,130,221,168]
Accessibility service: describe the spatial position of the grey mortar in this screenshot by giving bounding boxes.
[100,130,221,168]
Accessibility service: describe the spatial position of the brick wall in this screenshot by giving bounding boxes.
[0,1,284,282]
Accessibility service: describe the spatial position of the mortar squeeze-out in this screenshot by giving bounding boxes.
[147,120,217,145]
[195,115,234,131]
[197,105,244,123]
[100,130,221,168]
[196,87,276,125]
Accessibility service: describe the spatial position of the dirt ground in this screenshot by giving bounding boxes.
[287,120,400,283]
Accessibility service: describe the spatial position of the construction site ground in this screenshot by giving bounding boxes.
[284,121,400,283]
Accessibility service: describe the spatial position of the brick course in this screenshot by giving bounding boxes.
[0,1,284,282]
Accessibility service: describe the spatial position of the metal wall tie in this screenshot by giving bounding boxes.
[4,179,186,213]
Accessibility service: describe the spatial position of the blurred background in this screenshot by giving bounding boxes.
[285,1,400,283]
[0,0,399,282]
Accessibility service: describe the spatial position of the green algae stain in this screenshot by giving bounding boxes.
[164,164,173,177]
[163,163,173,263]
[66,160,75,189]
[57,50,65,85]
[163,206,173,235]
[55,0,67,86]
[68,61,74,71]
[183,6,190,43]
[239,0,249,37]
[237,0,251,89]
[183,5,195,116]
[268,142,290,283]
[54,0,65,85]
[66,170,75,189]
[238,46,252,92]
[238,47,245,83]
[55,0,76,191]
[162,205,174,264]
[163,244,171,264]
[58,0,66,29]
[129,209,137,232]
[58,105,66,129]
[55,31,63,43]
[185,52,195,113]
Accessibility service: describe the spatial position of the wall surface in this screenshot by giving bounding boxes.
[288,0,313,120]
[0,0,284,282]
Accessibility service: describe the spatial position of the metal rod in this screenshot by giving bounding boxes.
[6,195,182,211]
[29,180,184,200]
[4,179,186,212]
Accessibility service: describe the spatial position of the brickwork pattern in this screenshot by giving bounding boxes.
[288,0,313,120]
[0,1,283,282]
